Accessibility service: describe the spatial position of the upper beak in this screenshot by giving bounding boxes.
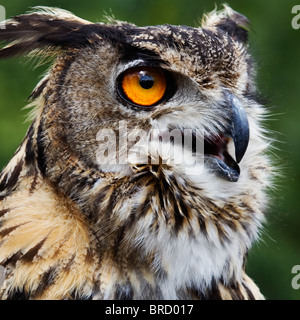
[225,91,250,163]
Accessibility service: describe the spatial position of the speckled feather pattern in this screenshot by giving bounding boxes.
[0,6,272,299]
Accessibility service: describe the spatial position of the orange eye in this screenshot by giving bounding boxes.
[120,67,167,106]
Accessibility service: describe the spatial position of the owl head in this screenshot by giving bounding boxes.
[1,4,270,192]
[0,5,274,300]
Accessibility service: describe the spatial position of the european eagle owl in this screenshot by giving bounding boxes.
[0,6,272,299]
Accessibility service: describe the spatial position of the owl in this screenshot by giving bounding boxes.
[0,6,273,300]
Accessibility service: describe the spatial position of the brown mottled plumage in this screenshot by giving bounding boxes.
[0,6,273,299]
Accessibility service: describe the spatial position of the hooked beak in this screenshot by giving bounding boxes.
[226,92,250,164]
[204,92,250,182]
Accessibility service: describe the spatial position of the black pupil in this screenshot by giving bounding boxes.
[139,73,154,89]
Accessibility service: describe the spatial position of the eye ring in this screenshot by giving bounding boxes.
[117,66,175,109]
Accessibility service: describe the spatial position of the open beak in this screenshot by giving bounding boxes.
[204,92,250,182]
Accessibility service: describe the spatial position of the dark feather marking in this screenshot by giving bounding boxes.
[113,225,127,260]
[207,280,223,300]
[125,188,153,230]
[32,266,58,298]
[69,289,93,300]
[124,207,139,231]
[24,124,35,166]
[240,201,255,214]
[223,217,237,232]
[139,195,152,218]
[189,279,222,300]
[161,178,185,233]
[29,172,39,193]
[145,176,156,187]
[24,124,40,193]
[224,203,239,213]
[8,159,23,188]
[46,24,124,48]
[128,170,151,185]
[208,200,236,233]
[94,185,111,206]
[21,237,47,262]
[119,42,165,66]
[188,286,205,300]
[228,282,245,300]
[156,182,166,213]
[173,200,184,233]
[216,222,230,245]
[197,214,208,237]
[0,224,21,238]
[1,250,23,267]
[178,197,190,220]
[0,208,11,217]
[114,282,134,300]
[168,173,190,195]
[6,287,29,300]
[29,77,49,100]
[242,282,255,300]
[64,254,76,271]
[0,40,41,59]
[71,176,91,195]
[85,247,94,264]
[103,189,116,218]
[36,122,47,176]
[0,159,23,192]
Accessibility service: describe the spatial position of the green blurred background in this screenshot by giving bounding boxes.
[0,0,299,299]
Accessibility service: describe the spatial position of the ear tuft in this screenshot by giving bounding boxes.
[201,4,250,43]
[0,6,91,59]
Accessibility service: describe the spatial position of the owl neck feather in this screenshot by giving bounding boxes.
[0,127,264,299]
